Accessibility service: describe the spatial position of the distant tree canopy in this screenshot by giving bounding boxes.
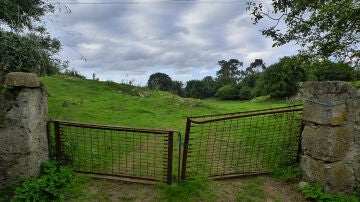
[247,0,360,65]
[185,76,217,99]
[147,72,173,91]
[0,1,66,75]
[216,59,243,86]
[260,56,307,98]
[171,80,185,97]
[148,56,358,100]
[314,60,355,81]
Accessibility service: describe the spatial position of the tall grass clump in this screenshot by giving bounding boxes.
[156,178,214,202]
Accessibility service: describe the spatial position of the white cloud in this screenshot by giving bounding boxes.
[47,0,300,85]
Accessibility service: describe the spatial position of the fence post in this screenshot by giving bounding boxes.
[181,117,191,180]
[301,81,360,193]
[167,132,174,185]
[54,121,62,163]
[0,72,48,188]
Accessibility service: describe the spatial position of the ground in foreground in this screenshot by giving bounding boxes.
[69,176,305,202]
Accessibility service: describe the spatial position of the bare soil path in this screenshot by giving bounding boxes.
[68,176,306,202]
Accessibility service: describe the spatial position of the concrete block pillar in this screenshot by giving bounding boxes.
[0,72,49,188]
[301,81,360,193]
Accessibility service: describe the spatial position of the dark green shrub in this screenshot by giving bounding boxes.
[261,56,307,98]
[13,160,88,201]
[147,72,173,91]
[302,184,360,202]
[315,61,355,81]
[215,85,239,100]
[238,85,252,100]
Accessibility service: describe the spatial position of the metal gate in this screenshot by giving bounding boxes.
[48,106,303,184]
[181,106,303,180]
[48,120,180,184]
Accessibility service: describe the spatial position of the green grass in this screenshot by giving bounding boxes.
[40,75,294,133]
[236,178,267,202]
[41,75,301,184]
[156,178,216,202]
[349,80,360,90]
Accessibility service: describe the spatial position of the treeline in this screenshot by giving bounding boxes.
[147,55,360,100]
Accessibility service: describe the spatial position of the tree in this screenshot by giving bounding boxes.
[216,59,243,86]
[185,80,205,99]
[215,85,239,100]
[236,59,266,100]
[314,60,355,81]
[201,76,217,97]
[0,0,55,31]
[171,80,185,97]
[240,58,266,79]
[247,0,360,65]
[0,1,65,75]
[0,31,64,75]
[184,76,217,99]
[260,56,307,98]
[147,72,173,91]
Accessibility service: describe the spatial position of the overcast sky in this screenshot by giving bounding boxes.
[46,0,299,86]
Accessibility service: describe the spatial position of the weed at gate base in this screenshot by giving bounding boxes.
[236,178,267,202]
[156,178,216,202]
[11,160,89,201]
[302,184,360,202]
[271,166,301,182]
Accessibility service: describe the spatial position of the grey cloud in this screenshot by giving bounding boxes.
[48,1,299,85]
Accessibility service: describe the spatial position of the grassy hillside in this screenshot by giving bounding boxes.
[40,75,292,132]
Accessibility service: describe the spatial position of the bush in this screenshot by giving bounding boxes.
[215,85,239,100]
[261,56,307,98]
[315,61,355,81]
[302,184,360,202]
[12,160,89,201]
[238,85,252,100]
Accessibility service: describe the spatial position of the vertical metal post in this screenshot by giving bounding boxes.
[54,121,62,162]
[296,119,305,163]
[181,117,191,180]
[167,132,174,185]
[177,133,182,184]
[46,121,52,159]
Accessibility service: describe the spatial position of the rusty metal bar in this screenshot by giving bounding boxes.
[188,104,302,119]
[181,117,191,180]
[51,120,178,134]
[181,106,303,181]
[46,121,52,159]
[54,121,62,162]
[177,132,182,184]
[167,132,174,185]
[189,107,303,124]
[296,120,305,163]
[49,120,180,184]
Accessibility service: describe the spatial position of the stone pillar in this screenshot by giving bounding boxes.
[301,81,360,193]
[0,72,49,188]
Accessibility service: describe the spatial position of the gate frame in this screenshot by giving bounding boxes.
[49,120,181,185]
[181,105,303,180]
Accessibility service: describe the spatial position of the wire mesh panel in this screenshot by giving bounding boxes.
[181,106,303,180]
[50,121,175,184]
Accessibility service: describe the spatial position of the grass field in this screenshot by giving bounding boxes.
[41,75,303,184]
[41,75,295,132]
